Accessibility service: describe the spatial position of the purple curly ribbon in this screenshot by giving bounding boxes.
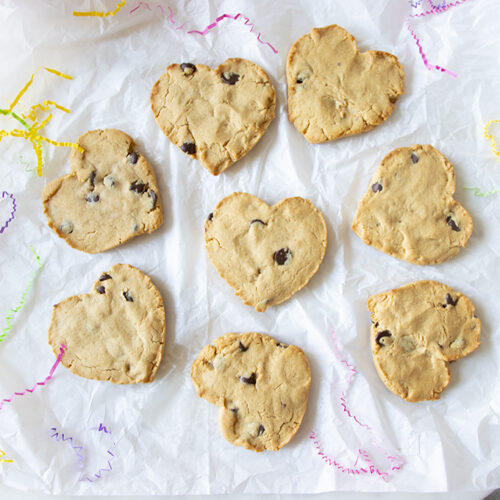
[0,191,16,234]
[50,422,116,482]
[129,3,278,53]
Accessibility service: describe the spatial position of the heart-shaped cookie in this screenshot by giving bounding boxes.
[352,145,473,265]
[287,25,405,143]
[42,129,163,254]
[205,193,328,311]
[191,332,311,451]
[151,58,276,175]
[48,264,166,384]
[368,280,480,402]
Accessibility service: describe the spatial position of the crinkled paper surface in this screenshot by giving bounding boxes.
[0,0,499,494]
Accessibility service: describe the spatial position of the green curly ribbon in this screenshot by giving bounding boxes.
[464,187,500,198]
[0,246,42,345]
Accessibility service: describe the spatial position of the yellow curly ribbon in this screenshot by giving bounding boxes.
[464,186,500,198]
[73,0,126,17]
[0,448,13,463]
[484,120,500,161]
[0,67,84,176]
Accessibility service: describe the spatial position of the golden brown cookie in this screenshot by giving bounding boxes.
[42,129,162,254]
[191,332,311,452]
[151,58,276,175]
[352,145,473,265]
[48,264,166,384]
[287,25,404,143]
[205,192,328,311]
[368,280,480,402]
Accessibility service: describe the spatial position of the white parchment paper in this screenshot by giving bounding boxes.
[0,0,499,494]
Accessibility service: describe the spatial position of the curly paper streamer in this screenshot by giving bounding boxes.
[50,423,116,482]
[0,344,65,412]
[464,187,500,198]
[0,448,13,463]
[0,191,16,234]
[0,246,42,345]
[309,433,389,481]
[129,4,278,53]
[484,120,500,161]
[73,0,126,17]
[0,67,83,176]
[410,0,469,18]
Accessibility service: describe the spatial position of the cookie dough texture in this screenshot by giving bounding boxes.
[368,280,480,402]
[287,24,404,143]
[205,192,328,312]
[352,145,473,265]
[42,129,163,254]
[48,264,166,384]
[151,58,276,175]
[191,332,311,451]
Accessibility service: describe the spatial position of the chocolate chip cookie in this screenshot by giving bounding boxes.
[205,192,328,311]
[151,58,276,175]
[368,280,480,402]
[191,332,311,451]
[352,145,473,265]
[42,129,162,254]
[48,264,166,384]
[287,25,404,143]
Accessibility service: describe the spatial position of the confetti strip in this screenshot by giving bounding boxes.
[0,191,16,234]
[0,448,13,463]
[484,120,500,161]
[50,423,116,482]
[309,331,403,479]
[464,187,500,197]
[129,4,278,53]
[0,67,83,176]
[406,0,471,77]
[73,0,126,17]
[0,344,65,412]
[0,247,42,345]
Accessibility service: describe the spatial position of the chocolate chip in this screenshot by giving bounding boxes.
[181,142,196,155]
[59,220,73,234]
[238,341,248,352]
[230,407,238,413]
[239,373,256,385]
[89,171,96,188]
[103,175,115,188]
[446,216,460,232]
[130,181,147,194]
[250,219,267,226]
[257,424,265,436]
[389,96,397,103]
[273,248,292,265]
[411,153,419,164]
[96,285,105,294]
[99,273,112,281]
[207,212,213,221]
[296,70,311,83]
[85,193,99,203]
[376,330,392,346]
[148,189,157,208]
[180,62,196,75]
[276,342,288,348]
[372,182,383,192]
[123,291,134,302]
[296,77,304,83]
[128,152,138,164]
[221,72,240,85]
[445,293,457,306]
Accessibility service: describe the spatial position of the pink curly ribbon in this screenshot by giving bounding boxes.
[0,344,65,412]
[129,3,278,53]
[406,0,471,77]
[310,432,389,480]
[0,191,16,234]
[309,331,403,479]
[50,422,116,482]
